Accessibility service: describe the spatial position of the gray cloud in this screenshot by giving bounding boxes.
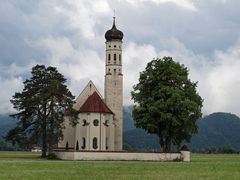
[0,0,240,116]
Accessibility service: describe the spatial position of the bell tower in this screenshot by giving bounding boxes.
[104,17,124,150]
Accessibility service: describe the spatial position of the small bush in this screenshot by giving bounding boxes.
[47,153,59,160]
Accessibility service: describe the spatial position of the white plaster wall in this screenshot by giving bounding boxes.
[105,40,123,151]
[180,151,190,162]
[58,116,75,149]
[105,114,115,151]
[89,113,101,150]
[75,113,87,150]
[54,151,188,161]
[75,112,114,151]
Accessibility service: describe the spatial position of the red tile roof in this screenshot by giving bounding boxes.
[79,92,113,114]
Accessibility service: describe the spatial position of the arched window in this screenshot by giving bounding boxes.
[66,141,69,150]
[119,54,121,65]
[114,54,116,61]
[93,119,99,126]
[108,54,111,61]
[82,138,86,149]
[76,140,79,151]
[93,137,98,149]
[82,119,87,126]
[106,137,108,150]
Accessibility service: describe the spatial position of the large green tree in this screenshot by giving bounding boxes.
[131,57,203,152]
[5,65,78,157]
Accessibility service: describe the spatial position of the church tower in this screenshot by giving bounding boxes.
[104,17,124,150]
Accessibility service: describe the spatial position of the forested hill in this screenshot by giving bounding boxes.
[0,114,17,139]
[123,106,240,150]
[1,107,240,151]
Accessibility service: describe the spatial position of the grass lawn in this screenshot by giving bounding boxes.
[0,151,240,180]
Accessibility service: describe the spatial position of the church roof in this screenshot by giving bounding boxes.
[79,91,113,114]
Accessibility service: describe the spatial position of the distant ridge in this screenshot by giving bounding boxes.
[1,108,240,151]
[123,106,240,150]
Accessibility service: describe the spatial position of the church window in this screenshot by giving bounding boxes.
[119,54,121,64]
[93,137,98,149]
[82,138,86,149]
[76,140,79,151]
[93,119,99,126]
[66,141,69,150]
[108,54,111,61]
[103,120,109,127]
[108,68,111,72]
[109,45,111,48]
[114,54,116,61]
[106,137,108,150]
[114,69,116,73]
[114,45,116,48]
[82,119,87,126]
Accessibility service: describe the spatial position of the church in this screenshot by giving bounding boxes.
[58,17,124,151]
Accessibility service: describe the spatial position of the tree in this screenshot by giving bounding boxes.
[5,65,78,157]
[131,57,203,152]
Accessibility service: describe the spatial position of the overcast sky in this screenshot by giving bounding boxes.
[1,0,240,116]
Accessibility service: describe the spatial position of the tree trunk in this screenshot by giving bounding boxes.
[41,107,48,158]
[48,100,55,156]
[159,137,164,152]
[160,137,172,153]
[48,120,54,156]
[163,138,171,153]
[42,127,47,157]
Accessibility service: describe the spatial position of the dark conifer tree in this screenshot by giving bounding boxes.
[5,65,78,157]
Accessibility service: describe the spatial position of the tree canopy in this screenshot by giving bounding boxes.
[131,57,203,152]
[5,65,78,157]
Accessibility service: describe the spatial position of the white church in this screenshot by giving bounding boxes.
[58,17,124,151]
[56,18,190,161]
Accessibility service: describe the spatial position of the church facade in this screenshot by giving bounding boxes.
[58,18,124,151]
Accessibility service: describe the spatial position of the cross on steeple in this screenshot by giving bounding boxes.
[113,9,116,25]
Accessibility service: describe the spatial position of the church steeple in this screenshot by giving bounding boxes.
[104,17,123,150]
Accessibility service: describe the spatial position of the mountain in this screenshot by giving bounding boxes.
[123,107,240,150]
[0,114,17,139]
[1,107,240,151]
[123,106,136,132]
[190,112,240,149]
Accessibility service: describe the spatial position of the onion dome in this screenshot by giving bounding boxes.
[105,17,124,41]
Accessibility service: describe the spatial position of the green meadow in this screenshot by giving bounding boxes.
[0,151,240,180]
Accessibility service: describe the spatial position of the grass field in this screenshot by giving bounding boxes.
[0,151,240,180]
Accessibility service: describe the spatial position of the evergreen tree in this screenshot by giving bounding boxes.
[131,57,203,152]
[5,65,78,157]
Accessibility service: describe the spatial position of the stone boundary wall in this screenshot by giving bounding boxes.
[54,151,190,162]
